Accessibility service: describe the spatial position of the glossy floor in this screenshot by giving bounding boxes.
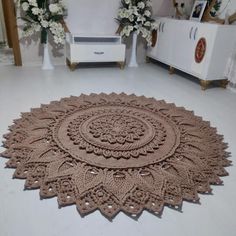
[0,63,235,236]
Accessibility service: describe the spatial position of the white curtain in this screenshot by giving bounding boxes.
[225,43,236,85]
[220,2,236,89]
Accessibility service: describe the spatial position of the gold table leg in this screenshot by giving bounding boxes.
[118,61,125,70]
[66,58,77,71]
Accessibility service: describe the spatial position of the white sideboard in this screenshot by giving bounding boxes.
[147,17,236,90]
[66,34,126,70]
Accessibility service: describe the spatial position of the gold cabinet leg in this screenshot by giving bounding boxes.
[169,66,175,75]
[146,56,150,63]
[220,79,229,89]
[118,61,125,70]
[200,80,211,90]
[66,58,77,71]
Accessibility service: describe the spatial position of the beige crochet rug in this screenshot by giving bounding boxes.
[1,93,231,219]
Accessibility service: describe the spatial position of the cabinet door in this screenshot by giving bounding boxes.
[171,20,197,73]
[147,18,173,64]
[156,19,173,63]
[190,24,217,78]
[171,21,217,79]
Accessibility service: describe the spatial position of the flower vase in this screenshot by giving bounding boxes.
[42,42,54,70]
[128,31,138,68]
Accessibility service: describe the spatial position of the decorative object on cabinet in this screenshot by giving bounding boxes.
[116,0,157,67]
[65,34,126,71]
[147,17,236,90]
[190,0,207,22]
[172,0,188,20]
[207,0,222,17]
[201,0,236,25]
[18,0,67,70]
[228,12,236,25]
[203,0,236,24]
[202,0,225,24]
[1,93,231,219]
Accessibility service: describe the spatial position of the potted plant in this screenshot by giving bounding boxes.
[116,0,157,67]
[18,0,67,69]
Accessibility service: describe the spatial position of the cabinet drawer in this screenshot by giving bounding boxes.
[70,44,125,62]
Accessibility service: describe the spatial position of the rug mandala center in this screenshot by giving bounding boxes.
[78,112,155,151]
[88,114,145,144]
[54,106,180,168]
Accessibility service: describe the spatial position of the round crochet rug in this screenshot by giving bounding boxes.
[1,93,231,219]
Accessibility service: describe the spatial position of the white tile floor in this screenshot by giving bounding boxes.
[0,63,236,236]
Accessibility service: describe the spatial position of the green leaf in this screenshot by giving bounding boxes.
[20,17,34,23]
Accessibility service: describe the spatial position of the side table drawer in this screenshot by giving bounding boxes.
[70,44,126,62]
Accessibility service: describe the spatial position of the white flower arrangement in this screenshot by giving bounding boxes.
[117,0,157,45]
[19,0,67,45]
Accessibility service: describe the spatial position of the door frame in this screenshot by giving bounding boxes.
[2,0,22,66]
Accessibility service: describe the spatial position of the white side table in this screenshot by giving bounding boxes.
[65,34,126,70]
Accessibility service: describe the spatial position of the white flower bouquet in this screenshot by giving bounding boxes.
[117,0,157,45]
[19,0,67,45]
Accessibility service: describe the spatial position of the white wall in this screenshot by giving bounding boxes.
[66,0,120,35]
[64,0,174,34]
[17,0,236,66]
[19,0,173,66]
